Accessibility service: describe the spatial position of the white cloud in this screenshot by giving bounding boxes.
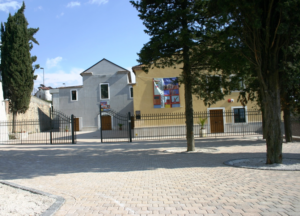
[46,57,63,69]
[34,6,43,11]
[88,0,108,5]
[0,1,21,13]
[56,12,64,18]
[67,1,81,8]
[34,68,84,88]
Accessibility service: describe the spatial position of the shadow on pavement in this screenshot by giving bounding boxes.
[0,138,299,181]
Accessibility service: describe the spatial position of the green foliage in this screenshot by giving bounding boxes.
[190,0,300,111]
[1,2,39,114]
[130,0,210,151]
[192,0,300,163]
[279,41,300,114]
[197,117,206,129]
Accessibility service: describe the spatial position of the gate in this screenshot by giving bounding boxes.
[99,106,132,143]
[0,108,76,145]
[51,109,77,144]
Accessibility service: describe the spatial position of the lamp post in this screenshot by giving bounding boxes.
[40,67,44,86]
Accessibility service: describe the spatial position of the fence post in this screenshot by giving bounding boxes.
[71,114,75,144]
[50,107,52,144]
[100,105,103,143]
[128,112,132,143]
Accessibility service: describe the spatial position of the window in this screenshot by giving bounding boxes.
[233,108,246,123]
[100,83,109,99]
[129,86,133,98]
[136,110,141,120]
[231,77,244,91]
[153,77,180,108]
[70,90,78,101]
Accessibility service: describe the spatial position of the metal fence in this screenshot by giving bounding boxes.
[132,110,263,141]
[0,109,76,145]
[99,108,132,143]
[99,109,264,142]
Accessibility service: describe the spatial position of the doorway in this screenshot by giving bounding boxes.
[101,115,112,130]
[210,109,224,133]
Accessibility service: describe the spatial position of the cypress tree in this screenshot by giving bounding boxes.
[1,2,39,132]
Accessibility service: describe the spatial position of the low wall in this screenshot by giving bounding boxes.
[5,96,51,133]
[132,122,263,138]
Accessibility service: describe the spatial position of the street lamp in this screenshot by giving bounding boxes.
[40,67,44,86]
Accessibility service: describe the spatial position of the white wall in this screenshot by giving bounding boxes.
[36,89,52,101]
[0,81,8,142]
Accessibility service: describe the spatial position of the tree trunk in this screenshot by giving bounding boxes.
[181,0,194,152]
[183,50,195,151]
[12,111,17,133]
[261,107,267,139]
[260,70,283,164]
[283,107,293,142]
[184,69,195,151]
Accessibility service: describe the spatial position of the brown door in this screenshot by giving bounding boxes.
[75,118,80,131]
[210,110,224,133]
[101,115,112,130]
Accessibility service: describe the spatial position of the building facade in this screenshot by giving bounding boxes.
[51,59,134,131]
[35,86,53,101]
[132,64,261,134]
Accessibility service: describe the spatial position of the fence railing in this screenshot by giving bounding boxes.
[131,110,263,140]
[0,109,77,144]
[99,109,265,142]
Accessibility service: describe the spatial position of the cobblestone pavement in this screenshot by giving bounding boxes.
[0,134,299,216]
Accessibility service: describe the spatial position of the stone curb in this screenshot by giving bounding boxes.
[0,180,65,216]
[223,157,300,171]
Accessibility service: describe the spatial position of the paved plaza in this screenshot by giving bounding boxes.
[0,132,299,216]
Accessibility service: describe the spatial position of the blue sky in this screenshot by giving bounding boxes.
[0,0,149,90]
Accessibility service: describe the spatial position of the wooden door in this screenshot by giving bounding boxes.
[75,118,80,131]
[210,110,224,133]
[101,115,112,130]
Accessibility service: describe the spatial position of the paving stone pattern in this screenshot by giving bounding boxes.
[0,133,299,216]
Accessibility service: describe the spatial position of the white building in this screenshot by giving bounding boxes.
[35,86,53,101]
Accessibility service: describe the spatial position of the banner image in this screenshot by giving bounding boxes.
[100,101,110,111]
[153,77,180,108]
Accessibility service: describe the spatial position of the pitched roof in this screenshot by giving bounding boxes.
[80,58,129,76]
[132,64,143,75]
[38,86,53,90]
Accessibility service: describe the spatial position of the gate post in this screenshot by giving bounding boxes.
[128,112,132,143]
[71,114,75,144]
[50,107,52,144]
[100,105,103,143]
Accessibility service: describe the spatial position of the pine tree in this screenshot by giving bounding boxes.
[130,0,208,151]
[1,2,39,132]
[193,0,300,164]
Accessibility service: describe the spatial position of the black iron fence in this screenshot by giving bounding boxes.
[99,108,132,143]
[99,109,265,142]
[0,109,76,145]
[132,110,263,141]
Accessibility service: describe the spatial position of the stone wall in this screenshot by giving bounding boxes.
[5,96,52,133]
